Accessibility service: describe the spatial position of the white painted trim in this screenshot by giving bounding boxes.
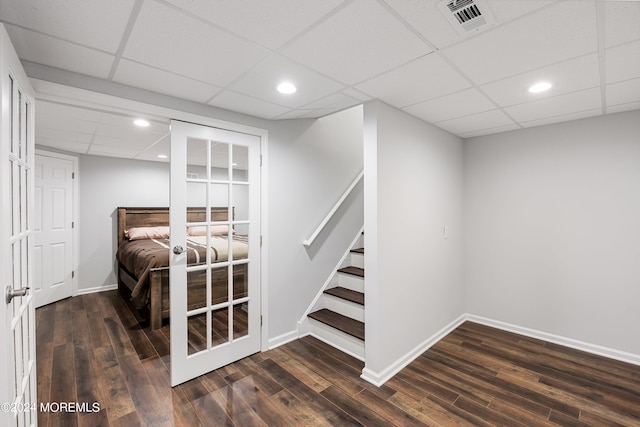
[305,329,365,362]
[297,226,364,331]
[35,149,79,298]
[267,329,299,350]
[75,284,118,295]
[466,314,640,367]
[303,170,363,247]
[362,312,640,387]
[360,313,467,387]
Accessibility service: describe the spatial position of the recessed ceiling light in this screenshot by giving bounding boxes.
[276,81,297,95]
[134,118,150,127]
[528,82,552,93]
[157,154,168,159]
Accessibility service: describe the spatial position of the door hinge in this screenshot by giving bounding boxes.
[260,235,262,247]
[72,222,74,228]
[71,271,75,279]
[260,315,263,326]
[72,172,75,179]
[260,155,263,167]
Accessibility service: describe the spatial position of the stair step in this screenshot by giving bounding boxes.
[308,309,364,341]
[337,266,364,277]
[324,287,364,306]
[351,247,364,254]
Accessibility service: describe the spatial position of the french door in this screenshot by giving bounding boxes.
[169,120,261,386]
[0,25,37,427]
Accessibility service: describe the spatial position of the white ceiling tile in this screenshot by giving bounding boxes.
[113,60,222,103]
[604,0,640,48]
[91,134,157,149]
[301,93,360,110]
[607,102,640,114]
[272,110,311,120]
[35,127,93,144]
[123,1,269,87]
[88,144,139,157]
[37,100,102,122]
[0,0,134,53]
[134,135,171,162]
[459,123,521,139]
[163,0,344,49]
[342,88,374,102]
[443,1,598,84]
[208,91,290,119]
[35,113,99,135]
[480,53,601,107]
[283,0,432,84]
[487,0,558,23]
[404,88,495,123]
[355,53,471,107]
[505,87,602,122]
[227,54,344,108]
[520,108,602,128]
[381,0,464,49]
[435,109,515,134]
[5,25,114,79]
[606,78,640,107]
[605,40,640,84]
[35,139,90,154]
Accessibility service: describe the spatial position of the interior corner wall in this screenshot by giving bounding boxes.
[267,105,364,342]
[364,101,464,378]
[464,110,640,356]
[77,155,170,290]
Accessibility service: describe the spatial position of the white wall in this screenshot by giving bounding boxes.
[265,106,364,343]
[77,155,169,290]
[464,110,640,356]
[363,102,464,382]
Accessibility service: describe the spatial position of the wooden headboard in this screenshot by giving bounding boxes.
[117,207,232,246]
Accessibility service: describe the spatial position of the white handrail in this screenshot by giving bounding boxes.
[303,169,364,247]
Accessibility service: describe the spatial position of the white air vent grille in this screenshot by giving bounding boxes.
[437,0,495,36]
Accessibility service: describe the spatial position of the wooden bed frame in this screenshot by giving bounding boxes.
[117,207,244,330]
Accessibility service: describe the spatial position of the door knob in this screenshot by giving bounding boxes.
[173,245,184,255]
[5,286,29,304]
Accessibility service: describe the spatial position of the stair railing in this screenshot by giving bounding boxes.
[303,169,364,247]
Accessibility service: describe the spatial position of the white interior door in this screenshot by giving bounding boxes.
[169,119,261,386]
[0,24,37,427]
[33,151,75,308]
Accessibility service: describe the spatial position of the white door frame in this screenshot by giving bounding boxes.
[31,80,270,352]
[34,149,78,306]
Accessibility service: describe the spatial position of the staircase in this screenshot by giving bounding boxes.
[305,233,365,360]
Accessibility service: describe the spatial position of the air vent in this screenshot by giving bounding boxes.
[437,0,495,35]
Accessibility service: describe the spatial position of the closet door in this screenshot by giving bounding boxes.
[169,119,261,386]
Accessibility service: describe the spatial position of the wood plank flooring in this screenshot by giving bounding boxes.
[36,291,640,426]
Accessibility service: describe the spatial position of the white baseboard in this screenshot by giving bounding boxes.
[361,312,640,387]
[466,314,640,367]
[360,313,467,387]
[75,283,118,295]
[267,329,299,350]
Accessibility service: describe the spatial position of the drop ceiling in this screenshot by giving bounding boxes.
[0,0,638,161]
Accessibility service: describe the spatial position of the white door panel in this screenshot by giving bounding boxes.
[170,120,261,386]
[0,23,37,427]
[33,152,75,308]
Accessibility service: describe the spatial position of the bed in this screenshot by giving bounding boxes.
[116,207,248,330]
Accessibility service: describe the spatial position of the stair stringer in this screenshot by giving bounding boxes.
[297,226,364,338]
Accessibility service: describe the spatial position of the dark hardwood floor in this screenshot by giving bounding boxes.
[36,291,640,426]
